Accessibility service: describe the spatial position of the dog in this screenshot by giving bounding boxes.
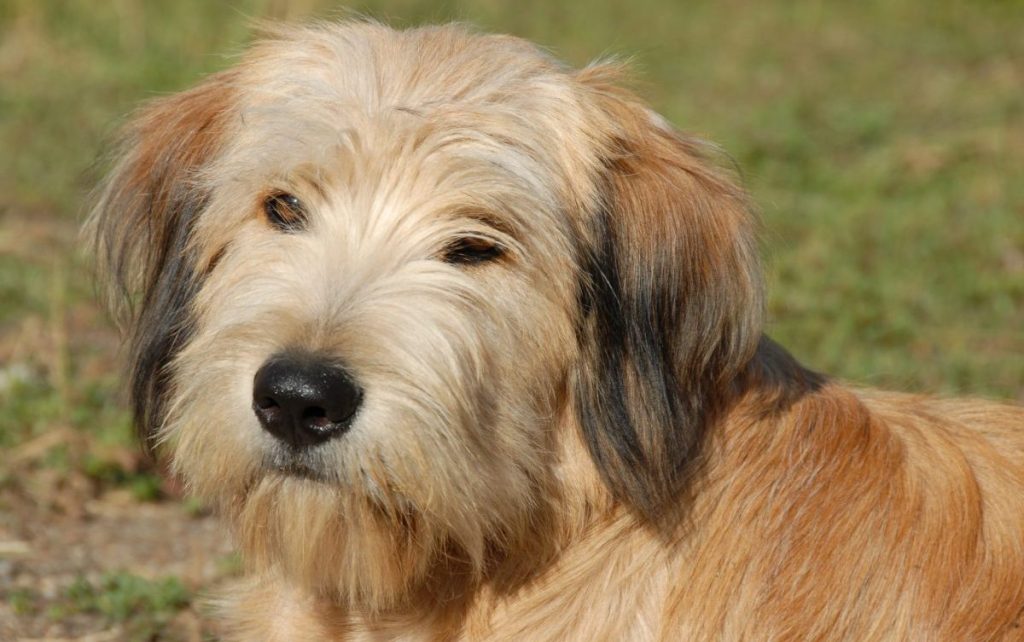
[89,21,1024,640]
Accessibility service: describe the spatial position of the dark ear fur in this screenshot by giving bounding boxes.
[89,71,237,454]
[574,67,765,523]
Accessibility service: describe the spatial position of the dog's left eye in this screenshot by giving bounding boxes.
[263,192,306,232]
[443,237,504,265]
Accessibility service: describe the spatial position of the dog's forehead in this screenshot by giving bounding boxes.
[243,22,568,111]
[231,22,586,167]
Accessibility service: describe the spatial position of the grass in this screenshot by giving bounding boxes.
[57,573,190,640]
[0,0,1021,636]
[4,573,191,640]
[61,573,190,621]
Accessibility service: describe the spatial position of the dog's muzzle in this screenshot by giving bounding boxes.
[252,351,362,449]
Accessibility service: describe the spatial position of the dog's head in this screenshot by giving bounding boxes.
[91,22,763,607]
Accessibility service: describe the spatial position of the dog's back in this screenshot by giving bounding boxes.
[689,384,1024,639]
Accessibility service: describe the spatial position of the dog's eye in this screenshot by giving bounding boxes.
[263,193,306,232]
[443,237,504,265]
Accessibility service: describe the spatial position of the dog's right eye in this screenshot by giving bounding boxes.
[263,193,306,232]
[443,236,505,265]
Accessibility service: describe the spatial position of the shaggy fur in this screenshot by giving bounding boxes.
[90,21,1024,640]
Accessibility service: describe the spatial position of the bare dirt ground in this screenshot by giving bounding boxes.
[0,468,234,641]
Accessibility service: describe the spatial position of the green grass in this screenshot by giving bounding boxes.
[57,573,190,640]
[3,573,190,640]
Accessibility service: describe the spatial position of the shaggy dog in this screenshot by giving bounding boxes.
[90,21,1024,640]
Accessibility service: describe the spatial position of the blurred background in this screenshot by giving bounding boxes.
[1,0,1021,639]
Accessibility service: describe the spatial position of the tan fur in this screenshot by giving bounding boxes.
[90,21,1024,640]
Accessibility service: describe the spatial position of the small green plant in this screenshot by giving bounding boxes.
[8,587,38,616]
[60,572,191,640]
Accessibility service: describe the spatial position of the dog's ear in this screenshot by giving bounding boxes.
[573,66,764,523]
[89,71,238,454]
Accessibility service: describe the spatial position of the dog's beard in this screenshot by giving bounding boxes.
[232,472,443,609]
[169,386,547,610]
[172,407,470,609]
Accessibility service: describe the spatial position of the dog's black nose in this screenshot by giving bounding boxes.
[252,353,362,448]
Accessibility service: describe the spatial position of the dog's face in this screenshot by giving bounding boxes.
[92,23,764,607]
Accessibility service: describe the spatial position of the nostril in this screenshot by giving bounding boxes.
[256,396,279,411]
[302,406,332,430]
